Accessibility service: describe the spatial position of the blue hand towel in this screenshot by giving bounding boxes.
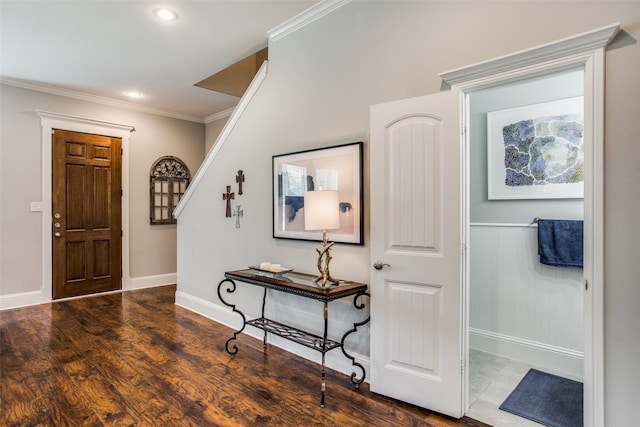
[537,219,583,268]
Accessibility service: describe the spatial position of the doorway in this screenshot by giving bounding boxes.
[37,111,134,302]
[464,69,586,426]
[52,129,123,299]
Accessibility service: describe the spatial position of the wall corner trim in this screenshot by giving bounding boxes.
[173,61,268,219]
[439,23,620,87]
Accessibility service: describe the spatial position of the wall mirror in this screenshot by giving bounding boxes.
[150,156,190,225]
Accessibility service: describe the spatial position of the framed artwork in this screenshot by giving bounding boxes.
[272,141,363,245]
[487,96,584,200]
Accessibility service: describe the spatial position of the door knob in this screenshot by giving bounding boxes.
[54,232,61,238]
[373,261,390,270]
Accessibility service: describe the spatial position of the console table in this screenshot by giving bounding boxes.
[217,268,370,407]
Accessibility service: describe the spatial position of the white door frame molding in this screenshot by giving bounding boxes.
[440,23,620,427]
[37,110,135,302]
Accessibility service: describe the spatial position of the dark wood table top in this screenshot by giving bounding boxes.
[224,268,368,302]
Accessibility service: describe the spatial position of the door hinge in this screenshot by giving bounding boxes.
[121,189,123,197]
[121,230,123,237]
[585,279,589,291]
[52,129,55,134]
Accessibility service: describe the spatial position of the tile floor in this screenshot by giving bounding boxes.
[466,349,581,427]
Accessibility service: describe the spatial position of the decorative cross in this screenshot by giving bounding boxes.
[233,205,244,228]
[223,185,234,217]
[236,170,245,195]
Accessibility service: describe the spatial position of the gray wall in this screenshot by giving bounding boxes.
[176,2,639,425]
[0,84,205,295]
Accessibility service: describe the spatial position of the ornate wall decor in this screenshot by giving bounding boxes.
[236,169,245,195]
[223,185,234,217]
[150,156,190,224]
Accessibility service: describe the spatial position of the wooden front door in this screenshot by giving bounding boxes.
[52,129,122,299]
[369,89,463,417]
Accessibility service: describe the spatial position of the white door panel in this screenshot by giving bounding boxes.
[370,90,462,418]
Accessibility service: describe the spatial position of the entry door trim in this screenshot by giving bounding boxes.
[37,111,135,302]
[441,23,620,427]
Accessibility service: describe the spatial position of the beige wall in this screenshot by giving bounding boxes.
[205,115,229,155]
[176,2,640,425]
[0,84,205,296]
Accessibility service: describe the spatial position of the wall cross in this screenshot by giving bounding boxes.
[223,185,235,217]
[236,170,245,195]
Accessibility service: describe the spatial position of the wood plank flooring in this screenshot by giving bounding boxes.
[1,285,485,426]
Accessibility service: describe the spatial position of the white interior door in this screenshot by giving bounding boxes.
[369,89,463,418]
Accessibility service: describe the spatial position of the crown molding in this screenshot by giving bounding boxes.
[1,76,205,123]
[204,107,235,124]
[268,0,351,42]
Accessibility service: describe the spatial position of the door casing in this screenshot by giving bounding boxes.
[440,23,620,426]
[37,111,134,302]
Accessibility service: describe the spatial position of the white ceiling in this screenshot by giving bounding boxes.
[0,1,319,122]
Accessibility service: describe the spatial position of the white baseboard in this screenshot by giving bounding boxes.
[129,273,177,290]
[469,327,584,379]
[0,273,177,310]
[0,289,44,310]
[175,290,371,383]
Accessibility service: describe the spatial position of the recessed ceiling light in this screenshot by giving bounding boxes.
[153,7,179,21]
[125,91,143,99]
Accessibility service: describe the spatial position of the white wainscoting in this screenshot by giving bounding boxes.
[469,223,584,378]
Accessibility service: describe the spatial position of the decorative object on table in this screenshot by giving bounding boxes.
[235,169,245,195]
[251,262,293,274]
[233,205,243,228]
[487,96,584,200]
[223,185,234,217]
[304,189,340,287]
[149,156,190,225]
[272,141,363,244]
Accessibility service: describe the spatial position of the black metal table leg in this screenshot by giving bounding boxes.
[340,291,370,388]
[260,288,268,348]
[320,301,328,407]
[217,278,247,356]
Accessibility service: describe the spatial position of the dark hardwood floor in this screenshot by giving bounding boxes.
[1,285,486,426]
